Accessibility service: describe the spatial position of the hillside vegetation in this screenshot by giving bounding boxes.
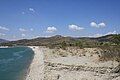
[0,34,120,48]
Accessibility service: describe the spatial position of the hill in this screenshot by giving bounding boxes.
[0,34,120,48]
[0,39,8,43]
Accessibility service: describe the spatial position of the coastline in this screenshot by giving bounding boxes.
[0,46,8,48]
[25,46,44,80]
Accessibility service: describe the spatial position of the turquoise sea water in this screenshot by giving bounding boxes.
[0,47,34,80]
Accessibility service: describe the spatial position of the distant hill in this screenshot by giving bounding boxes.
[0,35,75,46]
[0,39,8,43]
[0,34,120,48]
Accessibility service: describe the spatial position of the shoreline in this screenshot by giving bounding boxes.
[25,46,44,80]
[0,46,8,48]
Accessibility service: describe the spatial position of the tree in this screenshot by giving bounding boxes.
[112,35,120,45]
[61,41,67,49]
[75,41,83,48]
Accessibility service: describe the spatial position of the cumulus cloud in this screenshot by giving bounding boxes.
[29,8,35,12]
[0,33,6,36]
[46,27,57,33]
[90,22,106,28]
[90,22,98,28]
[19,28,27,32]
[98,23,106,27]
[69,24,84,31]
[0,26,9,31]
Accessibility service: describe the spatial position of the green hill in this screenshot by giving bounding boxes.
[0,34,120,48]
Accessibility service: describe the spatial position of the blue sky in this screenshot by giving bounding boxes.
[0,0,120,40]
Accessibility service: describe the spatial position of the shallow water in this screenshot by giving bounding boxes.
[0,47,34,80]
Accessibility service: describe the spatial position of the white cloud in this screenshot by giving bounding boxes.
[91,30,117,37]
[19,28,34,32]
[106,30,117,35]
[98,23,106,27]
[46,27,57,33]
[19,28,27,32]
[90,22,106,28]
[21,34,25,37]
[0,26,9,31]
[30,28,33,31]
[69,24,84,31]
[0,33,6,36]
[90,22,98,28]
[29,8,35,12]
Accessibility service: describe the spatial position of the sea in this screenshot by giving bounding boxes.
[0,47,34,80]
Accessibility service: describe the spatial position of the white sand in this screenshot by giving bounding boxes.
[26,46,44,80]
[0,46,8,48]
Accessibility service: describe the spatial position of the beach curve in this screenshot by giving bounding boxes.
[26,46,44,80]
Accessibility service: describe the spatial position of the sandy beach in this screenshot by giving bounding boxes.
[26,46,120,80]
[26,46,44,80]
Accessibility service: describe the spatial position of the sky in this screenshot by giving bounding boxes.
[0,0,120,40]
